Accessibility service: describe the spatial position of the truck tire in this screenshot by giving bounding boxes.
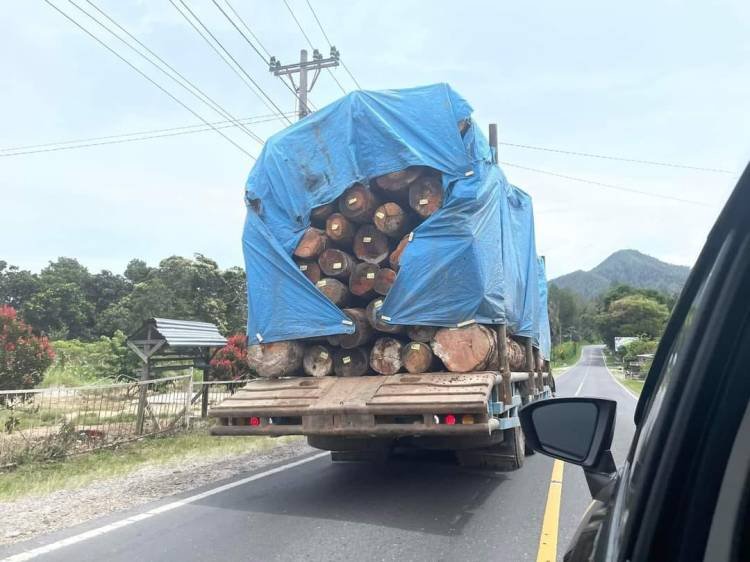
[456,426,525,470]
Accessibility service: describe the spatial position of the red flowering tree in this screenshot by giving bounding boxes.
[0,306,55,390]
[209,334,252,381]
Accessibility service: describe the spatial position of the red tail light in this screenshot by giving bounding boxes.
[444,414,457,425]
[249,416,261,426]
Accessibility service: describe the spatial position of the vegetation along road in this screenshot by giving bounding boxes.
[1,346,636,562]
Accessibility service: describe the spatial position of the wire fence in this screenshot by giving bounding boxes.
[0,374,195,468]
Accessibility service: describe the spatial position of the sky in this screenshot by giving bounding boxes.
[1,0,748,279]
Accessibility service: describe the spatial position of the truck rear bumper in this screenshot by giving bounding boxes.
[209,372,505,437]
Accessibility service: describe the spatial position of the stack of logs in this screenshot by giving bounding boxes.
[247,165,528,378]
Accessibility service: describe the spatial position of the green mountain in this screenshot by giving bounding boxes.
[551,249,690,300]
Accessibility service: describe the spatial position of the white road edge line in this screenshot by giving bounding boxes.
[2,451,330,562]
[601,349,639,401]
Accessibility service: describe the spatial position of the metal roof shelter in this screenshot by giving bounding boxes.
[127,318,228,433]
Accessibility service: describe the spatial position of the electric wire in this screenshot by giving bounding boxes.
[209,0,318,113]
[71,0,264,145]
[281,0,347,96]
[498,161,709,206]
[42,0,256,159]
[169,0,292,125]
[223,0,272,59]
[304,0,362,89]
[0,112,290,153]
[499,141,734,174]
[1,114,289,158]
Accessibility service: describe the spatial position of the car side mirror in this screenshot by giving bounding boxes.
[519,397,617,497]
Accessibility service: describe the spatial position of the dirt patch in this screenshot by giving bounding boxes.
[1,437,317,545]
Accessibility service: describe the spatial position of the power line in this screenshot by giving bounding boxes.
[1,114,289,158]
[223,0,272,59]
[169,0,292,125]
[304,0,362,90]
[498,160,710,206]
[43,0,256,159]
[209,0,318,113]
[0,112,290,153]
[71,0,264,145]
[282,0,347,96]
[499,141,734,174]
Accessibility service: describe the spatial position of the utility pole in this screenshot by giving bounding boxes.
[269,47,340,120]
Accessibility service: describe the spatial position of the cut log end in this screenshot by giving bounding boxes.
[247,341,304,378]
[373,202,409,238]
[370,337,403,375]
[431,324,495,373]
[389,234,411,270]
[294,227,328,259]
[318,248,355,279]
[408,174,443,218]
[373,267,397,295]
[402,341,434,374]
[316,278,350,307]
[338,308,373,349]
[303,344,334,377]
[338,183,379,223]
[294,259,321,283]
[333,347,369,377]
[365,298,403,334]
[310,202,336,226]
[353,225,390,265]
[374,167,423,192]
[349,262,380,298]
[406,325,437,343]
[325,213,355,246]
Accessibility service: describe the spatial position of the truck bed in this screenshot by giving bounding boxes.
[210,372,504,437]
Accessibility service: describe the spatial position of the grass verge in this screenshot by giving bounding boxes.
[551,341,586,370]
[618,377,645,396]
[603,348,645,396]
[0,429,300,502]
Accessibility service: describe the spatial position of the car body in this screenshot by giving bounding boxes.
[520,162,750,561]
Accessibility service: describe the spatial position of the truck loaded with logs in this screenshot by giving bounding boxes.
[211,84,554,469]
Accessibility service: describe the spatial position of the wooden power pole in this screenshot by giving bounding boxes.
[269,47,340,120]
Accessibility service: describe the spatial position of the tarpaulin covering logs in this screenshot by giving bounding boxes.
[242,83,551,358]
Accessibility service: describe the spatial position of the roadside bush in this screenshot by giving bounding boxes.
[552,341,580,366]
[209,334,252,380]
[42,331,139,387]
[0,306,55,391]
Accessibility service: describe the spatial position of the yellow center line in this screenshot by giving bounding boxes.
[536,459,565,562]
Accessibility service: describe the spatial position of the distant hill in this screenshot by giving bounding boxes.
[551,249,690,300]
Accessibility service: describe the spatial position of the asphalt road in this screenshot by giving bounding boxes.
[2,345,637,562]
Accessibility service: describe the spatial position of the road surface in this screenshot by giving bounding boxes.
[2,345,638,562]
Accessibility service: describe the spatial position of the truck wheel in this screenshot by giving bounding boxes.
[456,426,525,470]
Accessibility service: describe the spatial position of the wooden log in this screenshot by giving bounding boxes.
[293,227,327,259]
[373,267,396,295]
[401,341,434,374]
[315,278,350,307]
[318,248,355,279]
[303,344,334,377]
[294,259,321,283]
[507,337,526,371]
[374,166,423,192]
[408,173,443,218]
[333,347,369,377]
[353,225,390,264]
[430,324,495,373]
[369,337,403,375]
[338,308,373,349]
[365,297,403,334]
[246,341,304,378]
[325,213,355,247]
[349,262,379,298]
[406,325,437,343]
[389,234,410,270]
[310,202,336,227]
[373,202,409,238]
[338,183,379,223]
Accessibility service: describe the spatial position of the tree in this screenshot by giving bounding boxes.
[597,294,670,349]
[0,306,55,390]
[22,283,94,339]
[0,261,40,310]
[124,259,152,284]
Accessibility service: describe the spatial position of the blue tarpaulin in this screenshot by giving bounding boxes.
[242,83,550,351]
[536,257,552,360]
